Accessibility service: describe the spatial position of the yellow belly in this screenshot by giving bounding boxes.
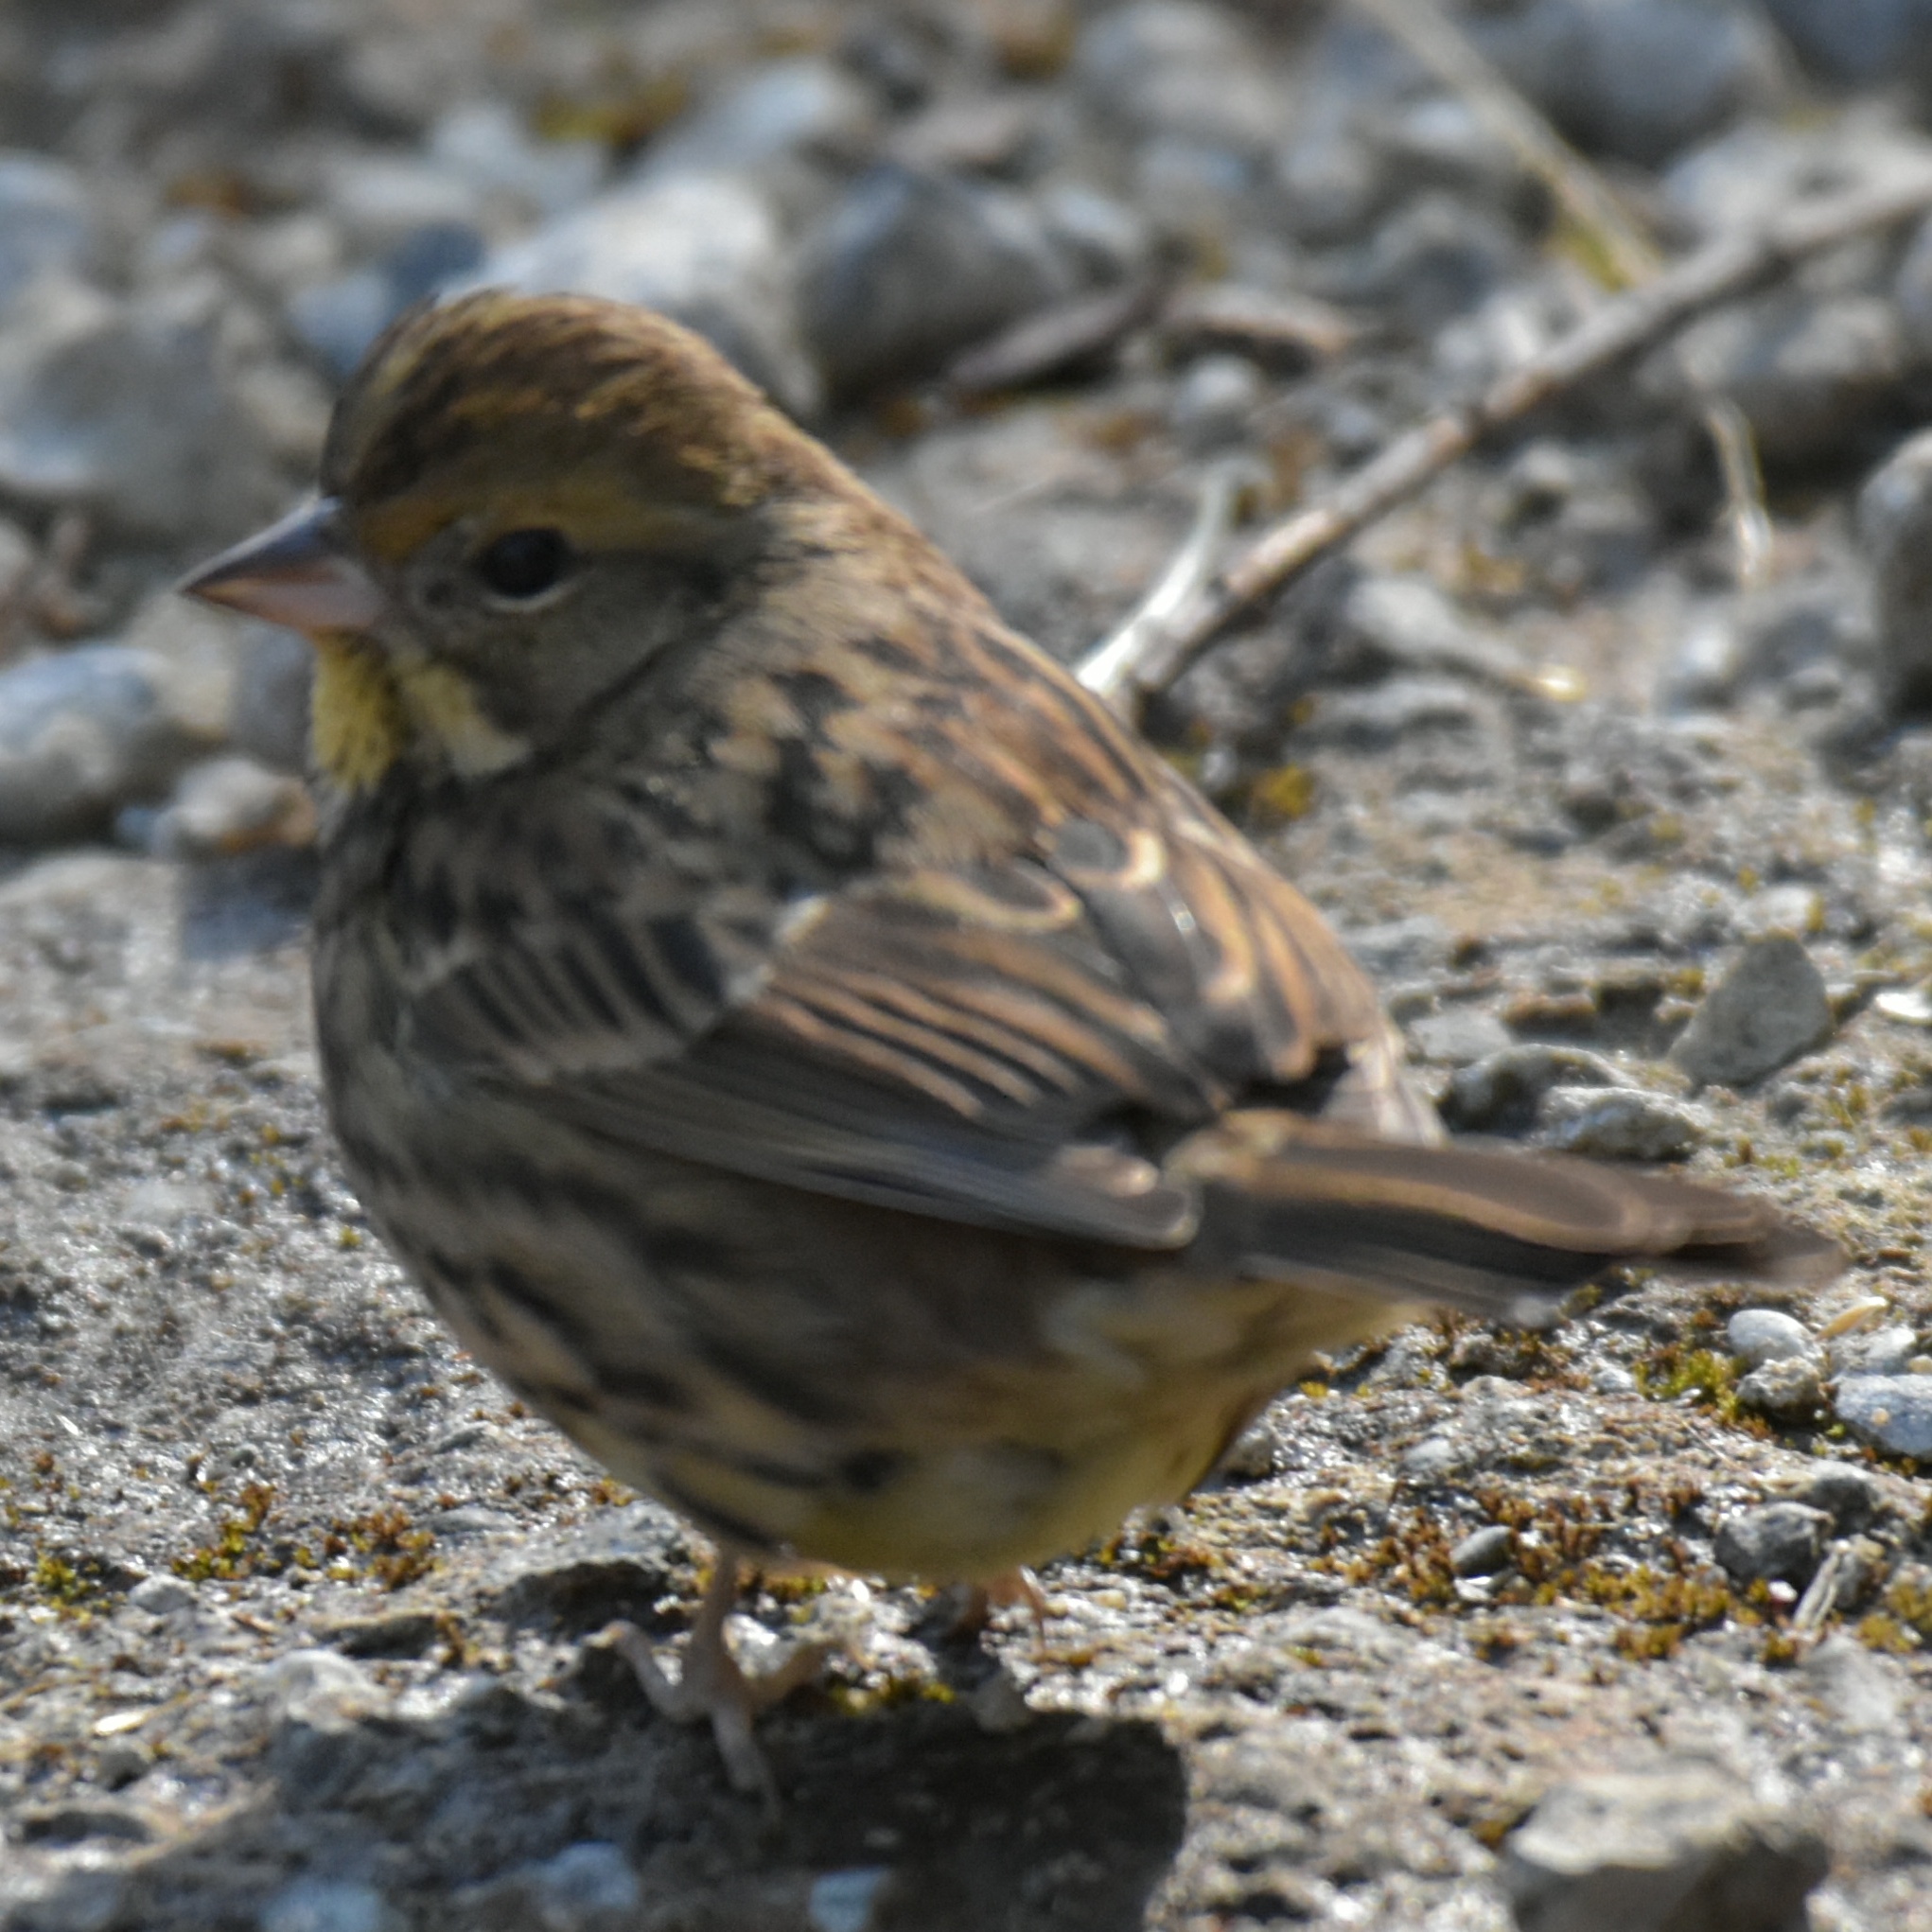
[572,1273,1412,1583]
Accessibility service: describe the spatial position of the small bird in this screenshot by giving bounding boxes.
[184,290,1834,1798]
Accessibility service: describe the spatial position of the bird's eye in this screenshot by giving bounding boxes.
[475,528,572,600]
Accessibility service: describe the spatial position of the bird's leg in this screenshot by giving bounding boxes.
[948,1566,1049,1652]
[602,1546,831,1804]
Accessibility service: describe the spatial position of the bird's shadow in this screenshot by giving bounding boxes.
[30,1653,1186,1930]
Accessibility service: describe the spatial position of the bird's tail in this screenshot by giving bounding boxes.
[1172,1111,1840,1327]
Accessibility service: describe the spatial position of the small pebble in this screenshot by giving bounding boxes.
[1725,1308,1814,1369]
[1828,1325,1918,1379]
[1669,935,1834,1087]
[1713,1502,1832,1587]
[1537,1084,1703,1160]
[1450,1524,1515,1578]
[1835,1376,1932,1461]
[128,1574,195,1616]
[258,1878,395,1932]
[807,1868,892,1932]
[1733,1356,1823,1422]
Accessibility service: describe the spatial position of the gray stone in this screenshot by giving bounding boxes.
[1858,427,1932,712]
[1835,1375,1932,1459]
[1800,1631,1905,1732]
[258,1878,397,1932]
[428,99,606,216]
[1828,1324,1919,1378]
[0,277,287,541]
[1733,1356,1823,1422]
[1301,675,1490,750]
[0,152,94,314]
[468,173,817,416]
[448,1839,643,1931]
[229,624,314,774]
[1763,0,1932,83]
[1450,1523,1516,1578]
[806,1868,892,1932]
[1669,936,1833,1087]
[1440,1045,1619,1133]
[1341,572,1526,686]
[1473,0,1784,168]
[1714,1502,1832,1586]
[1725,1308,1814,1368]
[128,1573,195,1615]
[1504,1758,1827,1932]
[1659,292,1908,469]
[1537,1085,1705,1160]
[1407,1006,1515,1067]
[641,58,872,182]
[1790,1464,1884,1533]
[1168,354,1266,450]
[1314,191,1520,334]
[799,166,1083,398]
[1338,913,1454,979]
[0,645,211,844]
[145,756,313,859]
[1072,2,1285,154]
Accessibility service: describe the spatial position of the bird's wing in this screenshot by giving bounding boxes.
[400,770,1410,1246]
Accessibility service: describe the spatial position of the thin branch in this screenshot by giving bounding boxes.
[1078,164,1932,712]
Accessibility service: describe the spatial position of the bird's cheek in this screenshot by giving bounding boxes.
[391,660,534,780]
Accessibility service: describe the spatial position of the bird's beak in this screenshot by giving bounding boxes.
[178,498,390,636]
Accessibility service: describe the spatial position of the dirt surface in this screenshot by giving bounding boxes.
[5,3,1932,1929]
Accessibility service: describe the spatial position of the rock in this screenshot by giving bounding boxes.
[0,277,288,542]
[1828,1324,1919,1378]
[1537,1085,1705,1160]
[449,1841,641,1932]
[1657,292,1908,470]
[1440,1045,1619,1133]
[1168,353,1266,450]
[1503,1758,1828,1932]
[1714,1502,1833,1586]
[1800,1631,1905,1732]
[1835,1375,1932,1459]
[489,1501,685,1629]
[0,644,214,844]
[141,755,314,859]
[1301,675,1491,750]
[1312,191,1520,334]
[229,624,314,774]
[1789,1464,1884,1534]
[1669,936,1833,1086]
[428,99,606,216]
[641,57,873,181]
[1407,1006,1515,1067]
[470,173,817,416]
[799,166,1085,398]
[1859,428,1932,712]
[806,1868,892,1932]
[1761,0,1932,83]
[287,222,485,378]
[258,1878,398,1932]
[1472,0,1784,168]
[1733,1356,1823,1422]
[256,1649,383,1722]
[128,1573,195,1615]
[1072,2,1284,154]
[1450,1523,1516,1577]
[1340,572,1526,686]
[1338,913,1454,980]
[1725,1308,1814,1368]
[0,151,94,314]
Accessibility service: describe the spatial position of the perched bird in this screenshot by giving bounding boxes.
[184,291,1834,1797]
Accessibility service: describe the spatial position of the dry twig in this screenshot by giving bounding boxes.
[1078,165,1932,713]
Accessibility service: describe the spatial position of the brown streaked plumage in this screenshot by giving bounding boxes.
[183,290,1836,1799]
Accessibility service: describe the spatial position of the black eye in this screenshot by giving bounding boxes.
[475,528,571,600]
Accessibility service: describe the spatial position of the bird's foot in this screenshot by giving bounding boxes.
[600,1552,830,1806]
[946,1566,1049,1651]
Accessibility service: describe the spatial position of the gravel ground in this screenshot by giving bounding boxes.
[6,3,1932,1929]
